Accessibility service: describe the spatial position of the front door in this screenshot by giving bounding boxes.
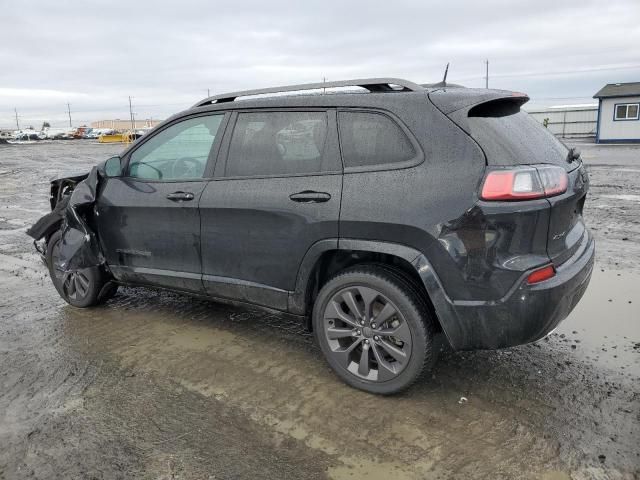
[199,110,343,309]
[96,113,226,292]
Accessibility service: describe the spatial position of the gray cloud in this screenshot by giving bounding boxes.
[1,0,639,127]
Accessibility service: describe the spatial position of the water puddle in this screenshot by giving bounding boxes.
[556,266,640,377]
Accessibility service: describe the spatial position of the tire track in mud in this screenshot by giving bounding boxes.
[1,259,562,479]
[4,270,637,478]
[59,289,633,479]
[1,271,334,479]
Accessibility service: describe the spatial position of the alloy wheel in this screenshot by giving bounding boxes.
[60,270,91,300]
[322,286,413,382]
[51,239,91,300]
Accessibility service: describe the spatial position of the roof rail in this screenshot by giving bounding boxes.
[192,78,423,107]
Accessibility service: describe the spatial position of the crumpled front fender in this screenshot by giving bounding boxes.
[27,166,105,272]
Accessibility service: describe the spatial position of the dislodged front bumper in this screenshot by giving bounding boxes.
[27,167,105,274]
[434,231,595,350]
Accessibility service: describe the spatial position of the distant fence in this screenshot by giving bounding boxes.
[526,107,598,139]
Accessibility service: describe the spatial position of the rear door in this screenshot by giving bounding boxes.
[199,109,342,309]
[96,113,227,291]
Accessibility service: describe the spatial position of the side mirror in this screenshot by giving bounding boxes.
[101,156,122,177]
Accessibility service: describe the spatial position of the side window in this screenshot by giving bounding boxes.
[128,115,223,180]
[614,103,639,120]
[338,111,416,168]
[225,111,328,177]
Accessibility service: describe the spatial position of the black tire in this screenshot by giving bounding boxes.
[46,230,108,308]
[97,282,119,304]
[312,265,436,395]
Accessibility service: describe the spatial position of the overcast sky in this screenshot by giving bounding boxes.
[1,0,639,129]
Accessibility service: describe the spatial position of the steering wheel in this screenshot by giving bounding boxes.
[134,161,163,179]
[276,141,287,157]
[171,157,201,179]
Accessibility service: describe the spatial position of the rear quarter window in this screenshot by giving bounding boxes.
[338,111,416,168]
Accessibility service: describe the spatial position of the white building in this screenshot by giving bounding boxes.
[594,82,640,144]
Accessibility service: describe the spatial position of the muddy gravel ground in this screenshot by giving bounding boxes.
[0,141,638,480]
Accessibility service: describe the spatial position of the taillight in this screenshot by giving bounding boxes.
[527,264,555,284]
[536,165,569,196]
[480,165,568,201]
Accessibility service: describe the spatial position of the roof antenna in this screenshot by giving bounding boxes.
[429,63,450,88]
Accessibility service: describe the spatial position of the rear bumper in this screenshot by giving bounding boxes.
[438,232,595,350]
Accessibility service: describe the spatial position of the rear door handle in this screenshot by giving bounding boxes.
[289,191,331,203]
[166,191,195,201]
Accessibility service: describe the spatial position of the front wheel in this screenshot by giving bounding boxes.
[46,230,112,307]
[312,266,436,395]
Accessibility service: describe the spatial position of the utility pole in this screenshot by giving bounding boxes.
[207,88,210,97]
[322,76,326,95]
[66,102,72,127]
[128,96,135,131]
[14,108,20,130]
[484,60,489,89]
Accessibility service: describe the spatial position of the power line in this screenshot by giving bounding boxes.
[3,63,639,128]
[128,102,189,108]
[457,63,640,82]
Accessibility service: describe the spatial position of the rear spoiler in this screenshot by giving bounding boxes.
[428,88,529,115]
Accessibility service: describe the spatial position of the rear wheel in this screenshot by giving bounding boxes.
[313,265,435,395]
[46,230,112,307]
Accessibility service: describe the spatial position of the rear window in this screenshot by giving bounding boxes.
[338,111,416,168]
[454,101,569,168]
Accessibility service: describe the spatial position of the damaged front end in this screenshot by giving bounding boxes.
[26,167,105,271]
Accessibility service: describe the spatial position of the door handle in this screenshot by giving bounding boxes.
[289,191,331,203]
[166,191,195,201]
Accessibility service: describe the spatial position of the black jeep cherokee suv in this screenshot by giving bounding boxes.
[31,78,594,394]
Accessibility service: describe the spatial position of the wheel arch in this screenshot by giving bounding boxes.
[289,239,459,345]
